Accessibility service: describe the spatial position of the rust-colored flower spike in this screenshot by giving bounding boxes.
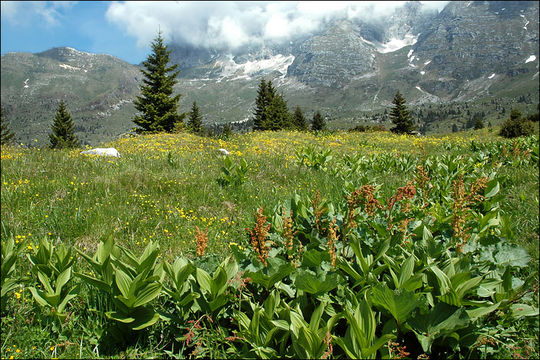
[386,182,417,229]
[311,190,327,234]
[415,165,432,208]
[357,185,383,216]
[248,207,271,266]
[281,208,297,262]
[452,175,488,253]
[327,218,339,267]
[195,226,208,257]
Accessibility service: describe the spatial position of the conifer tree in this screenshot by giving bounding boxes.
[253,78,269,131]
[311,111,326,131]
[292,105,308,131]
[389,91,416,134]
[187,101,203,134]
[252,78,293,131]
[49,101,79,149]
[266,92,291,130]
[133,31,184,133]
[1,107,16,146]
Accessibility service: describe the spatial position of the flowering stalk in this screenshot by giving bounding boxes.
[248,207,271,266]
[195,226,208,257]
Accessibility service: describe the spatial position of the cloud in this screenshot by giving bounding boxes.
[1,1,76,27]
[106,1,448,52]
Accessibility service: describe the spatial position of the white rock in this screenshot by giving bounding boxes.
[80,148,120,157]
[218,148,230,155]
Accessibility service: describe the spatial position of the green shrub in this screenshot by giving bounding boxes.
[499,109,534,138]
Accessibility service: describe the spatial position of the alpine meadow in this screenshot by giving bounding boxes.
[1,1,539,359]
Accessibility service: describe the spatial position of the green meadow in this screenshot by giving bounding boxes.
[1,129,538,359]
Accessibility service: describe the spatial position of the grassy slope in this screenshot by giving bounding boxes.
[1,128,538,261]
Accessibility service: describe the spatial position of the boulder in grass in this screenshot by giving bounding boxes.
[80,148,120,157]
[218,148,230,155]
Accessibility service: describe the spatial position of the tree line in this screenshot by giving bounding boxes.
[1,31,538,147]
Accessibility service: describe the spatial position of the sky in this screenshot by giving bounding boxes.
[1,1,449,65]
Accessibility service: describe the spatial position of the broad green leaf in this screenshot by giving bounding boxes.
[130,307,160,330]
[74,272,112,293]
[55,267,72,295]
[430,265,451,295]
[309,300,326,332]
[37,271,54,294]
[371,284,419,324]
[106,311,135,323]
[484,180,499,198]
[133,282,162,307]
[57,287,79,314]
[211,267,228,297]
[398,256,415,288]
[295,271,340,294]
[466,301,501,319]
[115,269,132,299]
[511,304,539,317]
[196,268,212,294]
[409,303,470,352]
[28,287,49,308]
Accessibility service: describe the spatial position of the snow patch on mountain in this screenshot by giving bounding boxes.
[215,54,295,81]
[520,14,530,30]
[525,55,536,63]
[59,63,82,71]
[377,34,418,54]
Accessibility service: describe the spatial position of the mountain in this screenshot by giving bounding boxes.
[1,1,538,146]
[1,47,141,146]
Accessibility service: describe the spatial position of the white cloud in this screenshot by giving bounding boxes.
[1,1,76,27]
[105,1,449,52]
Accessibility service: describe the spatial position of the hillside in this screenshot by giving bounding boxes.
[0,1,538,146]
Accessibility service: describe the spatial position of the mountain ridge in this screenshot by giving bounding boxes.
[1,1,538,146]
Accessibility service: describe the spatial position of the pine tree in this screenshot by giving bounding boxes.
[292,105,308,131]
[473,117,484,130]
[311,111,326,131]
[253,78,269,131]
[1,107,16,146]
[266,92,290,131]
[49,101,79,149]
[187,101,203,134]
[389,91,416,134]
[133,31,184,133]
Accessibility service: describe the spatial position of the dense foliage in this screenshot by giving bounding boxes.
[48,101,79,149]
[187,101,203,135]
[0,107,16,146]
[132,32,184,133]
[1,130,538,359]
[499,108,534,138]
[390,91,416,135]
[311,111,326,131]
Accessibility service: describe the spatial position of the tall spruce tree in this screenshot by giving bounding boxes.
[1,107,16,146]
[266,92,290,130]
[253,78,269,131]
[133,31,184,133]
[252,78,291,131]
[292,105,308,131]
[49,101,79,149]
[390,91,416,134]
[311,111,326,131]
[187,101,203,134]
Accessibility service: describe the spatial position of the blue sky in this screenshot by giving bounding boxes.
[1,1,448,65]
[1,1,150,64]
